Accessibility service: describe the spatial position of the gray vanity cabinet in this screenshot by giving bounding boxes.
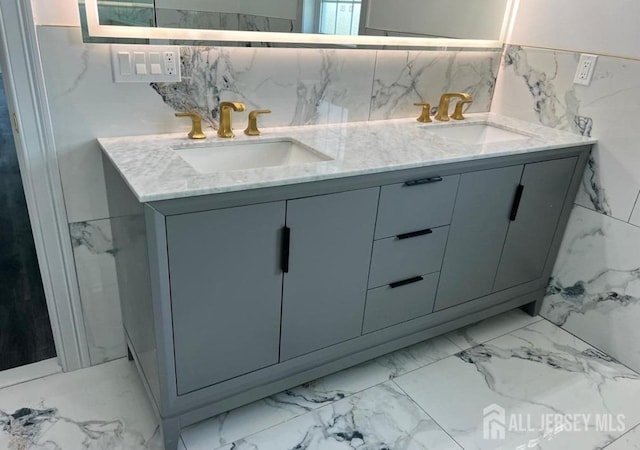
[434,165,524,311]
[166,202,286,395]
[435,156,579,312]
[101,137,591,450]
[280,188,379,361]
[493,157,577,291]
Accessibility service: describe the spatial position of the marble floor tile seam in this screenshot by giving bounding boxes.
[537,316,640,378]
[390,378,466,450]
[446,314,545,351]
[603,423,640,449]
[627,190,640,223]
[198,314,544,450]
[202,338,467,450]
[574,201,640,229]
[602,425,640,450]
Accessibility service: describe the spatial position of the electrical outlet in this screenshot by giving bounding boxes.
[111,45,181,83]
[573,54,598,86]
[164,51,177,76]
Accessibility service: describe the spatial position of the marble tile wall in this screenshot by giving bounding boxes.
[492,45,640,372]
[36,24,501,365]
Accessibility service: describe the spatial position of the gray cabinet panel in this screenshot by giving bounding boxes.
[280,188,379,361]
[375,175,459,239]
[434,165,524,312]
[493,157,577,291]
[368,226,448,288]
[167,202,286,395]
[363,272,439,333]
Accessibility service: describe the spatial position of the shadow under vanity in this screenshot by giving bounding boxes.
[99,115,593,449]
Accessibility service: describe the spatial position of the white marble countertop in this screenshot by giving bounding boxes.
[98,113,595,203]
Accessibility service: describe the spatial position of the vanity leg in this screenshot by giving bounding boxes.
[160,416,181,450]
[521,299,543,317]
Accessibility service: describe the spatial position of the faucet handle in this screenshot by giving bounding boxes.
[244,109,272,136]
[175,112,206,139]
[414,103,432,123]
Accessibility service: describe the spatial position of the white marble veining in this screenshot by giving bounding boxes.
[36,26,182,224]
[630,192,640,227]
[99,113,593,202]
[152,46,500,131]
[213,382,461,450]
[182,335,461,449]
[445,309,544,351]
[606,424,640,449]
[494,45,640,222]
[370,50,499,120]
[0,359,160,449]
[5,312,639,449]
[542,206,640,373]
[69,219,126,365]
[395,319,640,450]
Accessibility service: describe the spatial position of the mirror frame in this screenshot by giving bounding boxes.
[82,0,516,49]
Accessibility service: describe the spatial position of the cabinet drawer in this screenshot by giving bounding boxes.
[368,226,448,288]
[363,272,439,333]
[375,175,459,239]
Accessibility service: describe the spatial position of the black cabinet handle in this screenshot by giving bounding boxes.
[404,176,443,187]
[389,276,424,289]
[509,184,525,221]
[397,228,433,240]
[281,226,291,273]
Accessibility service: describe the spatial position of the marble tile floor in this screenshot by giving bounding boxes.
[2,309,640,449]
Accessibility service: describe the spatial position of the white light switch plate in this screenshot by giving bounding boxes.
[574,54,598,86]
[111,45,181,83]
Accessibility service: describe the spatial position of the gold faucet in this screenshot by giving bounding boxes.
[244,109,272,136]
[414,103,432,123]
[175,112,206,139]
[218,101,246,138]
[434,93,473,121]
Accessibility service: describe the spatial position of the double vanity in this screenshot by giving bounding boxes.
[99,113,594,449]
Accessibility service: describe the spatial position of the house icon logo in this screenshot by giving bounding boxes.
[483,403,506,440]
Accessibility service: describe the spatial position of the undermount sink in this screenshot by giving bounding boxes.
[175,138,332,173]
[425,123,533,144]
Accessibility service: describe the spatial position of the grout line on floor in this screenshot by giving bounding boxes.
[184,337,469,449]
[601,422,639,449]
[391,379,466,450]
[538,316,640,377]
[445,313,546,353]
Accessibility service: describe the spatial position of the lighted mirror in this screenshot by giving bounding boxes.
[80,0,515,48]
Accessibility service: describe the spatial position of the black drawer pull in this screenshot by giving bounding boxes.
[404,176,443,187]
[281,226,291,273]
[509,184,525,221]
[389,276,424,289]
[397,228,433,240]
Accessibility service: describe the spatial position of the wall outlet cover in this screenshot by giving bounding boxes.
[574,54,598,86]
[111,45,181,83]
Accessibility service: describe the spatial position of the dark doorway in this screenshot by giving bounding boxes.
[0,72,56,371]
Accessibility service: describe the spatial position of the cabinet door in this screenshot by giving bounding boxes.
[434,165,524,312]
[167,202,285,395]
[493,157,577,291]
[280,188,379,361]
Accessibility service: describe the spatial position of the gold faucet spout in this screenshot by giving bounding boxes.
[434,92,473,121]
[218,101,246,138]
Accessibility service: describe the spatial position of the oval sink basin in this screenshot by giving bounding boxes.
[426,124,532,144]
[175,139,332,173]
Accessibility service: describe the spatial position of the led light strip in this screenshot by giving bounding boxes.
[83,0,514,48]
